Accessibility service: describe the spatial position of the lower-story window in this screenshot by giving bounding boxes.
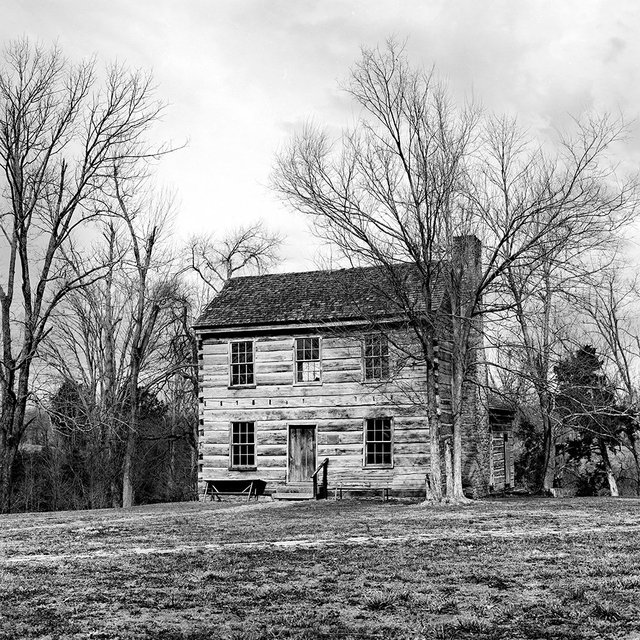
[364,417,393,467]
[231,421,256,469]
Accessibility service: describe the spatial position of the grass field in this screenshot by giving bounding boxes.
[1,497,640,639]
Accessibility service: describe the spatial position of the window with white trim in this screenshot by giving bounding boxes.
[363,334,389,380]
[230,421,256,468]
[295,337,321,383]
[230,341,254,386]
[364,418,393,466]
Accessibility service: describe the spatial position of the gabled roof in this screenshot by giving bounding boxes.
[194,263,447,330]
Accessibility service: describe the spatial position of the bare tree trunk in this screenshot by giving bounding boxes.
[447,236,481,503]
[627,431,640,496]
[444,438,454,499]
[540,401,556,493]
[598,439,619,497]
[121,345,142,508]
[0,391,17,512]
[121,421,137,508]
[0,365,31,512]
[113,170,165,509]
[450,356,466,501]
[0,439,16,513]
[424,339,442,502]
[102,232,122,508]
[167,398,177,500]
[121,350,140,508]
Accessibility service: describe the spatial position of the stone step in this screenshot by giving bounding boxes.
[277,482,313,492]
[272,492,315,501]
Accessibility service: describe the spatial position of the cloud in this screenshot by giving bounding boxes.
[3,0,640,269]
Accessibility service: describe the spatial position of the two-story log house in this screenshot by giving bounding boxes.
[194,236,513,499]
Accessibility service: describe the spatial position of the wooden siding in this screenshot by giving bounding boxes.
[491,431,514,491]
[491,433,506,490]
[198,332,431,492]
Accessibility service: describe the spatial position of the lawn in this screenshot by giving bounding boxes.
[1,497,640,639]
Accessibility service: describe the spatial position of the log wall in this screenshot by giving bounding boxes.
[197,330,431,494]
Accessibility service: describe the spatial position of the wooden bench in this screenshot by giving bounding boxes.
[202,479,267,502]
[333,485,390,501]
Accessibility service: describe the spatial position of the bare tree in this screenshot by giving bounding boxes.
[0,39,167,512]
[42,204,197,509]
[112,173,178,508]
[187,222,283,296]
[39,218,283,510]
[181,221,284,486]
[273,40,640,502]
[574,267,640,493]
[274,41,481,501]
[40,241,124,508]
[483,114,638,493]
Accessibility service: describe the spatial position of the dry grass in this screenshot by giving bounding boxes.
[1,497,640,639]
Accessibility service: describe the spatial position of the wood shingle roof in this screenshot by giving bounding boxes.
[194,263,446,330]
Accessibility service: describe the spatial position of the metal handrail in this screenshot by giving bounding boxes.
[311,458,329,499]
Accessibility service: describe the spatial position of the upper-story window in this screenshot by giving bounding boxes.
[230,340,254,386]
[363,334,389,380]
[295,337,321,383]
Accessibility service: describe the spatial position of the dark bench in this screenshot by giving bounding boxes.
[334,485,390,501]
[202,479,267,502]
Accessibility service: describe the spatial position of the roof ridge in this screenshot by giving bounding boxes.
[225,261,439,282]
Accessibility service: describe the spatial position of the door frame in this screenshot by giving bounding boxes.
[286,422,317,483]
[503,432,512,489]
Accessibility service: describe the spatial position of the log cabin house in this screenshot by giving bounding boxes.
[194,236,514,499]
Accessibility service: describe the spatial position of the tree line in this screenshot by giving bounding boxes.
[0,39,281,513]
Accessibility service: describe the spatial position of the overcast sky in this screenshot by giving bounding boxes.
[4,1,640,269]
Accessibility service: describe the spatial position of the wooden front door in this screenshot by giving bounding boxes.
[288,426,316,482]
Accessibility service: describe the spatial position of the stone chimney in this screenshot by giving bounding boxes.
[451,234,482,311]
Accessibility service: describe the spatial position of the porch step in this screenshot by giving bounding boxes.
[272,492,315,501]
[272,482,314,500]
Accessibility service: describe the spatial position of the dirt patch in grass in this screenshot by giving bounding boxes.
[2,497,640,639]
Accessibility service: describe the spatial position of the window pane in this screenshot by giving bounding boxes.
[365,418,392,466]
[364,335,389,380]
[230,342,254,385]
[231,422,255,467]
[295,337,321,382]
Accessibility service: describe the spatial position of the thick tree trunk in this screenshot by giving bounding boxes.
[424,338,442,502]
[450,370,466,501]
[540,405,556,493]
[598,439,619,497]
[450,309,472,502]
[103,250,121,508]
[121,428,136,508]
[168,430,177,501]
[0,440,17,514]
[447,239,480,503]
[0,364,31,513]
[624,427,640,496]
[121,364,140,509]
[110,455,121,508]
[0,390,16,513]
[444,438,454,499]
[426,410,442,502]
